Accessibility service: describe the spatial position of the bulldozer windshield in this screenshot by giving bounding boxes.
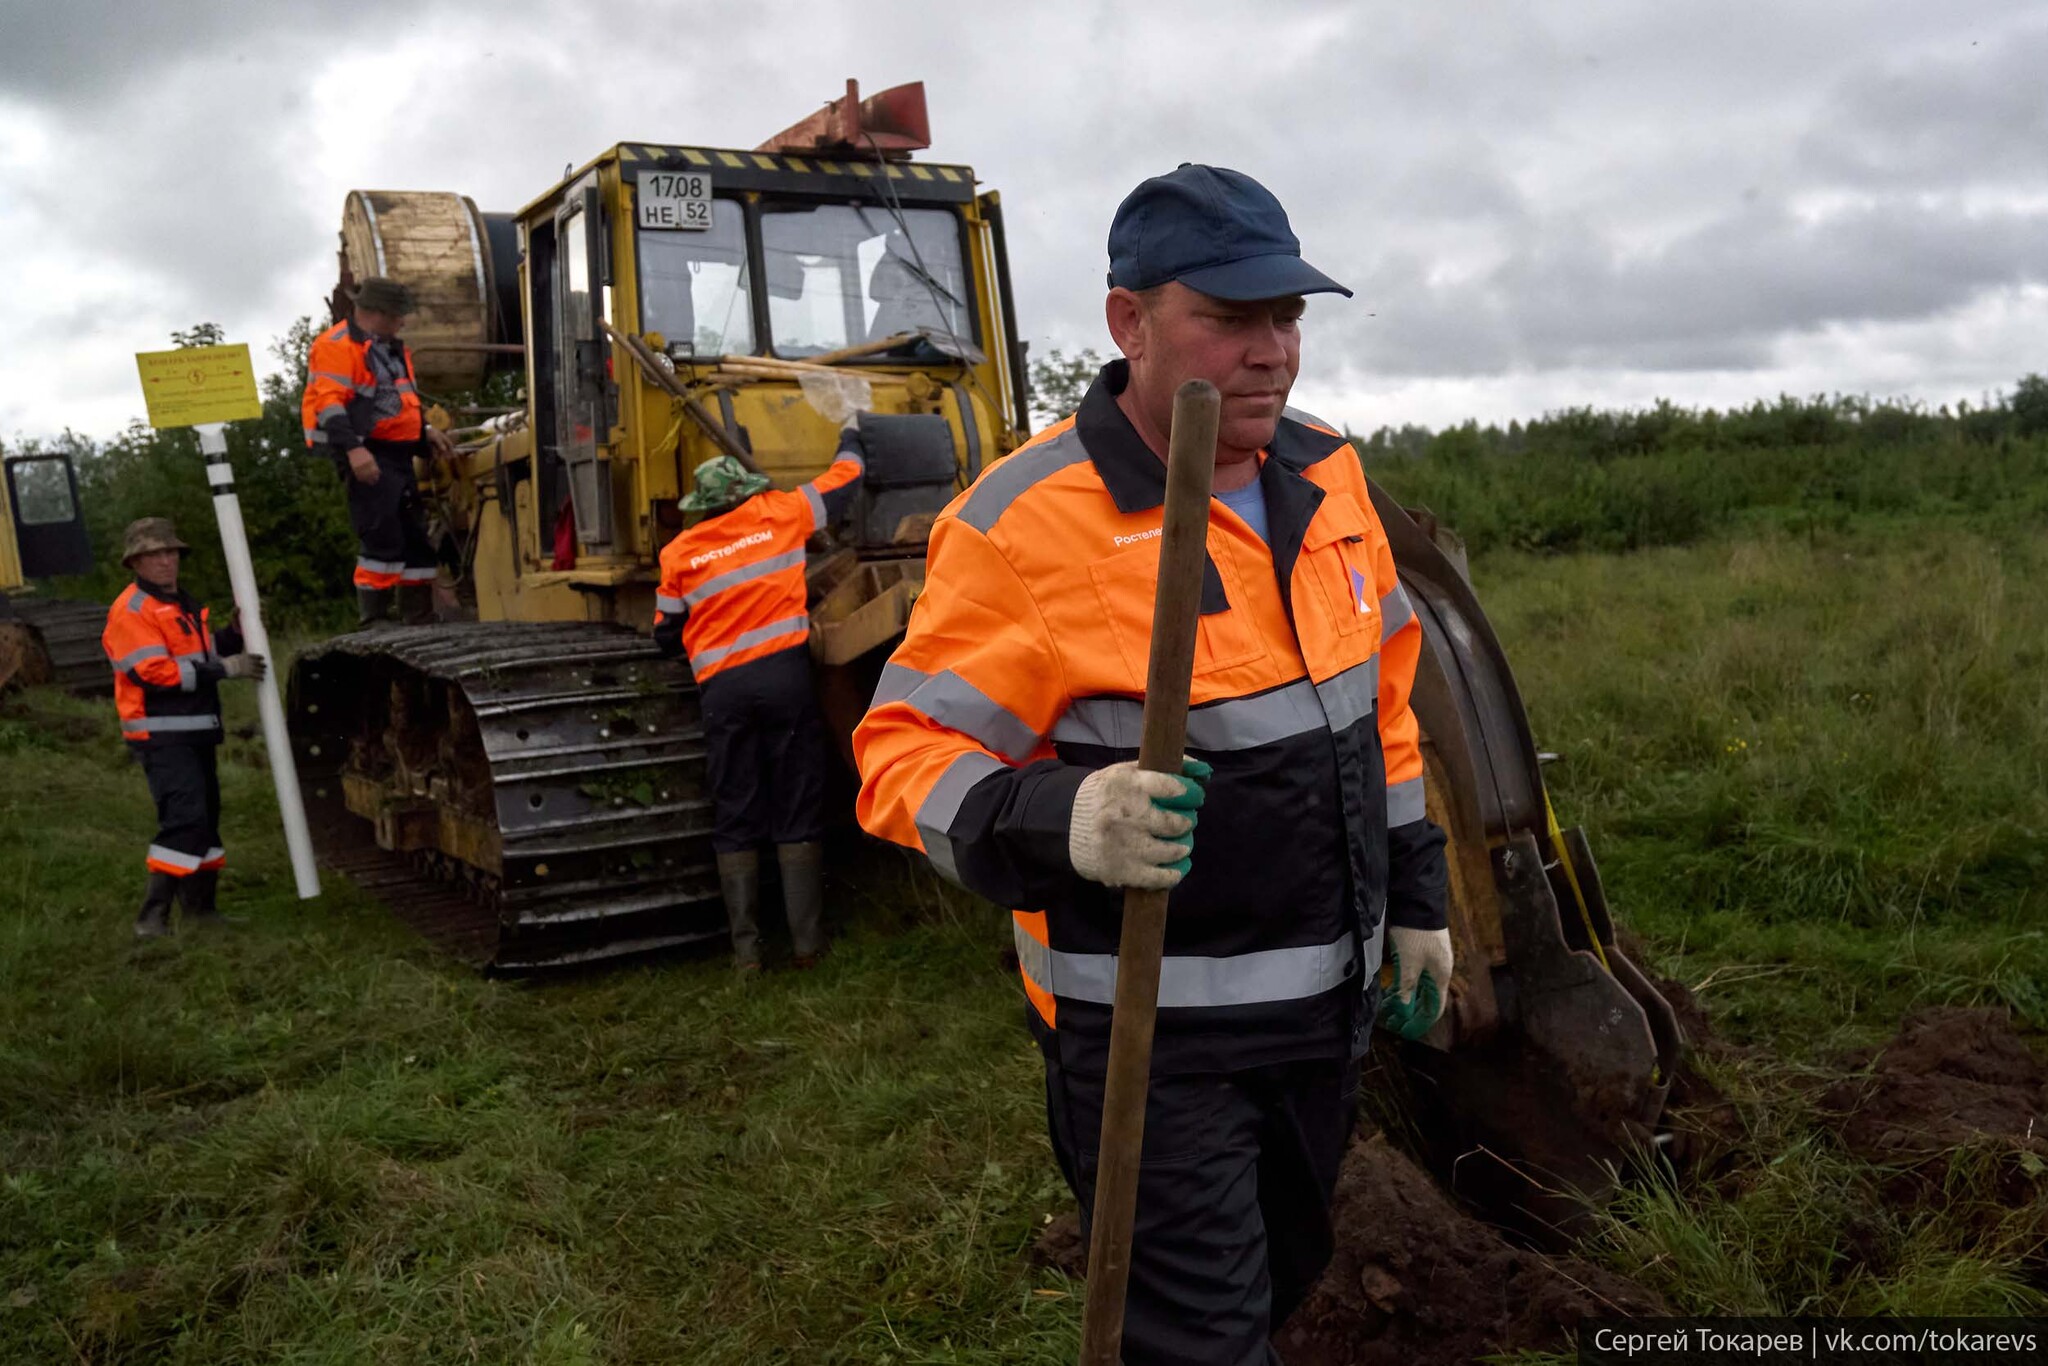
[760,202,971,357]
[637,199,755,357]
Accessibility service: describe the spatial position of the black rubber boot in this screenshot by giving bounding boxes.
[356,586,395,629]
[396,581,436,627]
[716,849,762,971]
[778,842,827,966]
[134,872,176,939]
[180,869,230,928]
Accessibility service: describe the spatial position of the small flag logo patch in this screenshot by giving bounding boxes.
[1351,567,1372,614]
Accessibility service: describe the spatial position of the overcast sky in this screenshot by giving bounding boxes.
[4,0,2044,442]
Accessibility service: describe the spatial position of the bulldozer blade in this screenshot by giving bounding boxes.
[1368,479,1684,1233]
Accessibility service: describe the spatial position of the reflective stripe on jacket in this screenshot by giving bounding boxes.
[102,582,227,746]
[651,448,865,682]
[300,318,423,453]
[853,360,1448,1075]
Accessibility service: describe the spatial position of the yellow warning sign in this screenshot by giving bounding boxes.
[134,344,263,428]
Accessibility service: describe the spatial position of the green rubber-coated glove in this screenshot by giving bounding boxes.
[1377,925,1453,1041]
[1154,758,1210,878]
[1068,757,1209,890]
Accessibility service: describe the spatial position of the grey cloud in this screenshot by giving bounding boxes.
[6,0,2048,440]
[1328,199,2048,378]
[1798,18,2048,190]
[0,0,418,102]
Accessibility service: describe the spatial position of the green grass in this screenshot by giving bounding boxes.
[1,690,1076,1363]
[5,516,2047,1361]
[1477,521,2048,1056]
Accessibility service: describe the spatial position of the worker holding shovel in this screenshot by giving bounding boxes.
[855,166,1453,1363]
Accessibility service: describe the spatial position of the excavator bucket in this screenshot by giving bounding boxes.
[1369,481,1684,1234]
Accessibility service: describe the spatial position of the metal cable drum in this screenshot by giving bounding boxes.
[338,190,507,397]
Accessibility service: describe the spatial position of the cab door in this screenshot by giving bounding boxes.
[552,178,615,551]
[5,455,94,579]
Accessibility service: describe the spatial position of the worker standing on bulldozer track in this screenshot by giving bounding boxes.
[855,165,1454,1363]
[100,518,267,938]
[653,442,864,972]
[300,276,454,628]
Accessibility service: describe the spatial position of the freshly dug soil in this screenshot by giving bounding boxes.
[1820,1007,2047,1161]
[1818,1006,2048,1217]
[1275,1133,1665,1365]
[1033,1130,1665,1365]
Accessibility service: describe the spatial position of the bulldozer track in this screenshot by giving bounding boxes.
[12,599,113,696]
[291,621,730,972]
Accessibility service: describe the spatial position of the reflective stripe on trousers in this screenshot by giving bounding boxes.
[121,714,220,734]
[1012,920,1376,1010]
[146,843,203,873]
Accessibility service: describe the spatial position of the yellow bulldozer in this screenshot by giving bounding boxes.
[0,451,109,696]
[286,81,1680,1215]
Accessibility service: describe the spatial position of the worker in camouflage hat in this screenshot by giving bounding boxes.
[678,456,773,513]
[100,517,265,938]
[300,274,451,628]
[652,438,866,972]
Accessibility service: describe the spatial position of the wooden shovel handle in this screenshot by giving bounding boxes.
[1076,379,1220,1365]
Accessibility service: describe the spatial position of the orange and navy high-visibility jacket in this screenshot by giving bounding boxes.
[300,317,423,463]
[854,361,1448,1076]
[102,581,243,748]
[651,443,866,682]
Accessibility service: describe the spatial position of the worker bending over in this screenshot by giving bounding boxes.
[101,519,266,938]
[855,165,1453,1363]
[300,276,453,627]
[654,443,863,971]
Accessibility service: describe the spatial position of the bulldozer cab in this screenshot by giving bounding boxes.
[3,452,94,588]
[469,123,1029,627]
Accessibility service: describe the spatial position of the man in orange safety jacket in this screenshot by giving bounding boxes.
[653,440,863,970]
[300,276,453,627]
[854,166,1453,1363]
[101,518,267,938]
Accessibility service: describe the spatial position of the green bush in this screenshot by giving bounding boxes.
[6,320,358,634]
[1359,381,2048,555]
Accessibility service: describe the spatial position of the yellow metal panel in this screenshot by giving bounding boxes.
[681,148,712,165]
[937,167,963,182]
[717,151,746,168]
[0,467,22,591]
[134,344,262,427]
[910,165,933,181]
[751,154,777,169]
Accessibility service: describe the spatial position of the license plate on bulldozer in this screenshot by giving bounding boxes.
[638,170,713,230]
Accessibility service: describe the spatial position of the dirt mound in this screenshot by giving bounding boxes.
[1820,1007,2047,1163]
[1032,1130,1663,1364]
[1276,1133,1664,1365]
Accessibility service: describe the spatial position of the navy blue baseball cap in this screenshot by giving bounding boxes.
[1107,164,1352,301]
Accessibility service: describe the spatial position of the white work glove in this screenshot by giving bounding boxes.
[1067,758,1210,890]
[222,652,268,682]
[1379,925,1453,1041]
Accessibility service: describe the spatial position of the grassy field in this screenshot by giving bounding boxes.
[5,514,2046,1362]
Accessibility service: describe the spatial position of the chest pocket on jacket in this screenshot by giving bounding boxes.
[1090,538,1265,685]
[1300,504,1380,644]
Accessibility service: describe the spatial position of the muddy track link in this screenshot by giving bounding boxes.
[11,599,114,696]
[289,621,727,972]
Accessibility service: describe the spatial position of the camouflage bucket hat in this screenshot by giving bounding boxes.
[122,517,191,566]
[680,456,772,512]
[353,276,416,315]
